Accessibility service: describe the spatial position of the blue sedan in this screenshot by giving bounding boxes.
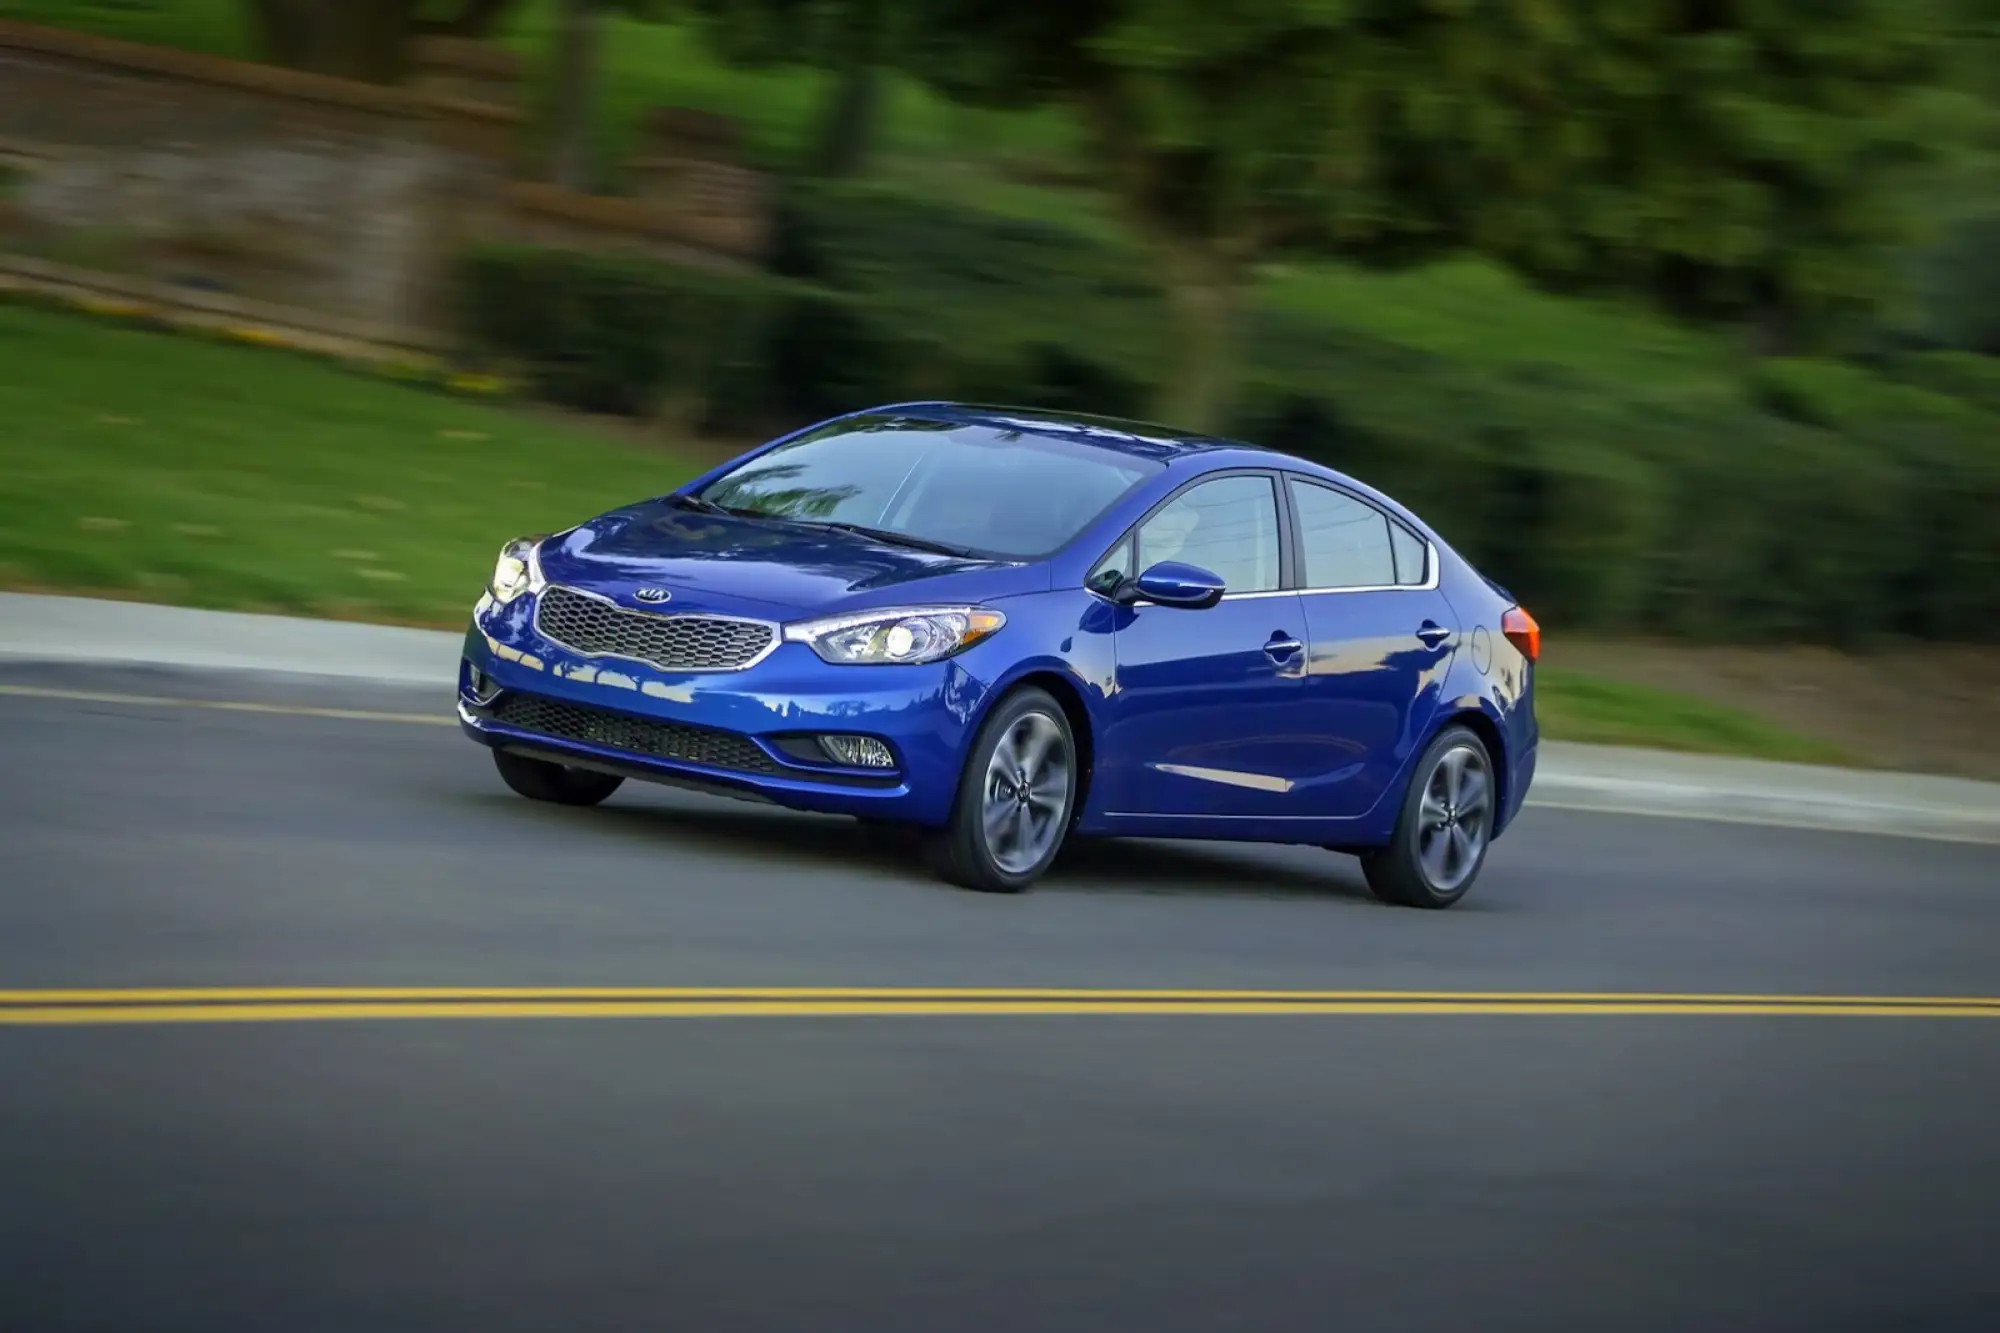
[458,403,1540,908]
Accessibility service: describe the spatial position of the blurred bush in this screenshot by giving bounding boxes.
[460,245,768,421]
[459,182,1155,429]
[1230,322,1998,643]
[1884,349,2000,414]
[457,195,2000,645]
[1908,212,2000,355]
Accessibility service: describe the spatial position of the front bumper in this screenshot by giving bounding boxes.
[456,592,996,824]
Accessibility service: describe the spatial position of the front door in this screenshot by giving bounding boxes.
[1285,477,1458,819]
[1096,474,1317,819]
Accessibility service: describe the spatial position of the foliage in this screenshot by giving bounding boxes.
[1909,212,2000,354]
[902,0,1954,426]
[459,203,1158,430]
[1228,330,2000,647]
[241,0,662,86]
[683,0,898,175]
[241,0,516,81]
[1746,357,1976,429]
[458,244,780,423]
[1885,349,2000,413]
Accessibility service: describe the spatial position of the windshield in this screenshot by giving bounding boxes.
[694,416,1165,559]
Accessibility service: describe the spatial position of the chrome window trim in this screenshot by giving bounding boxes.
[1214,541,1439,599]
[1292,540,1441,595]
[1093,539,1440,604]
[533,584,783,674]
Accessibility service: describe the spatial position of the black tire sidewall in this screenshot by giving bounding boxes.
[492,748,623,806]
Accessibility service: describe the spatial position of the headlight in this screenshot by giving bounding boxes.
[783,606,1006,666]
[488,536,546,605]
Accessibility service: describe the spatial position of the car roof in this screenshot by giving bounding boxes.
[849,400,1434,541]
[866,401,1267,464]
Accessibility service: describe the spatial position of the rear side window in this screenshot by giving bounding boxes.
[1389,520,1429,586]
[1289,479,1394,589]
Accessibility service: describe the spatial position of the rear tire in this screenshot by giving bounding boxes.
[492,749,624,808]
[924,687,1077,894]
[1361,725,1496,909]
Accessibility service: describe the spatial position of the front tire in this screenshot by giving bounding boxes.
[924,687,1077,894]
[492,749,624,807]
[1361,726,1496,909]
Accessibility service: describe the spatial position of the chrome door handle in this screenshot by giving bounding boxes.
[1264,637,1305,660]
[1416,623,1453,647]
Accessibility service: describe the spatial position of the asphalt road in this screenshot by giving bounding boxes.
[2,664,1997,1333]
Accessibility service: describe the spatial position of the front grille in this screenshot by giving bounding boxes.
[490,692,778,775]
[534,585,775,672]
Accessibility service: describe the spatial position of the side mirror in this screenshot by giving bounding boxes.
[1123,561,1226,610]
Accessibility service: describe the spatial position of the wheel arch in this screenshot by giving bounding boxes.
[1426,703,1511,834]
[982,667,1098,825]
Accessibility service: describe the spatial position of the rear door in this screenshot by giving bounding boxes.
[1094,472,1317,819]
[1283,476,1459,819]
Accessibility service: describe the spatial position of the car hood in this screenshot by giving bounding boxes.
[534,501,1047,618]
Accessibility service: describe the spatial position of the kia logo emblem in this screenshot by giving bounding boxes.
[633,588,671,604]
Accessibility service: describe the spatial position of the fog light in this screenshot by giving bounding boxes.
[464,660,499,704]
[820,735,895,769]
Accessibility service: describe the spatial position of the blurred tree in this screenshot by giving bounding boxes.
[248,0,661,186]
[908,0,1950,430]
[244,0,512,82]
[1889,0,2000,349]
[685,0,894,176]
[546,0,604,188]
[542,0,669,189]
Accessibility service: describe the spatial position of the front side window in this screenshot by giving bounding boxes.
[1291,479,1396,589]
[1135,475,1281,594]
[696,416,1163,560]
[1088,536,1134,594]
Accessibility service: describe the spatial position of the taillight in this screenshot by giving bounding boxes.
[1502,606,1541,663]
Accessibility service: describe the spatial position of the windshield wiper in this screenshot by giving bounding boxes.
[667,498,982,557]
[666,493,750,518]
[799,520,981,559]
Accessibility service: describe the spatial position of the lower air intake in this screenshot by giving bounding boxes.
[490,693,778,775]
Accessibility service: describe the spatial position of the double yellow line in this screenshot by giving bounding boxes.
[5,988,2000,1026]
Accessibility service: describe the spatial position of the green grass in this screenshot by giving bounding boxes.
[0,303,702,625]
[0,0,249,57]
[1534,668,1856,767]
[0,304,1858,765]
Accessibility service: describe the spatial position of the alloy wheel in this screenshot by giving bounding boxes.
[1416,743,1492,893]
[979,711,1072,876]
